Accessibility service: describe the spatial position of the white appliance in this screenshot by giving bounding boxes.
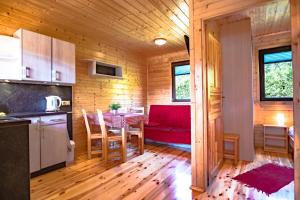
[45,96,62,111]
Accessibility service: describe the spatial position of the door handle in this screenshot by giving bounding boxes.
[55,71,61,81]
[25,66,31,78]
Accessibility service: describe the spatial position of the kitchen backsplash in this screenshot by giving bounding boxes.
[0,82,72,113]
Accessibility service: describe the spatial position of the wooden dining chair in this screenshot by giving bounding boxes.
[127,122,144,155]
[129,107,145,115]
[96,109,127,163]
[128,106,145,154]
[82,109,104,160]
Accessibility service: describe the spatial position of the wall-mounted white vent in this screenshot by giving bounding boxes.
[86,60,122,79]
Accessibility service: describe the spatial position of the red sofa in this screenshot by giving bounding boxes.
[144,105,191,144]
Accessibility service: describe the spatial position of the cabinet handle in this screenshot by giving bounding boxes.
[42,128,45,139]
[25,66,31,78]
[55,71,61,81]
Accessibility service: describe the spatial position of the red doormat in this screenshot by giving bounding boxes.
[233,163,294,195]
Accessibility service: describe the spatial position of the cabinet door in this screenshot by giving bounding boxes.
[0,36,22,80]
[25,117,41,173]
[41,123,67,169]
[52,38,75,84]
[14,29,52,82]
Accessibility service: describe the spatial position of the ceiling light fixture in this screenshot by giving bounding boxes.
[154,38,167,46]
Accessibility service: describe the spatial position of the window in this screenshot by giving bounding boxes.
[172,61,190,102]
[259,46,293,101]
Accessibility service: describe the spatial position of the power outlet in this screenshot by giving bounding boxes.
[62,100,71,106]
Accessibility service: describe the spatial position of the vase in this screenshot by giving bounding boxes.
[111,110,117,115]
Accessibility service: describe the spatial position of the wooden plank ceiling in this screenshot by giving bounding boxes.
[246,0,290,37]
[0,0,290,56]
[215,0,290,38]
[0,0,189,57]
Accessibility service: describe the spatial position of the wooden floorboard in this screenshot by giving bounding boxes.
[31,146,294,200]
[30,144,192,200]
[196,148,294,200]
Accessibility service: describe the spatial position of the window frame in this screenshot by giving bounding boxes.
[171,60,191,102]
[259,45,293,101]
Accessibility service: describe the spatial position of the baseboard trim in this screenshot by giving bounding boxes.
[30,162,66,178]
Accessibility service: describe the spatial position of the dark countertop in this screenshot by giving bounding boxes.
[0,116,31,127]
[8,111,71,118]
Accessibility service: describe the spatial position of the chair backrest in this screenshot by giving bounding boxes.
[82,109,91,138]
[130,107,145,115]
[118,107,128,113]
[96,109,107,138]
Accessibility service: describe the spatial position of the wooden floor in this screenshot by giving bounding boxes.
[30,143,192,200]
[31,145,294,200]
[196,148,294,200]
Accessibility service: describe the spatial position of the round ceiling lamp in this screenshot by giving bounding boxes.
[154,38,167,46]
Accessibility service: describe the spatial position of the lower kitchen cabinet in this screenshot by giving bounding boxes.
[26,114,68,175]
[41,122,67,169]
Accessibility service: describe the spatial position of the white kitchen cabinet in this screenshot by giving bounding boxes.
[0,29,76,84]
[25,117,41,173]
[52,38,76,84]
[25,114,68,174]
[0,36,22,80]
[40,118,68,169]
[14,29,52,82]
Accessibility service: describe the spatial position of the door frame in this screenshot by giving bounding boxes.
[189,0,300,197]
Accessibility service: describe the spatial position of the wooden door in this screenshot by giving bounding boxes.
[221,19,254,161]
[207,33,223,184]
[14,29,52,82]
[41,123,67,169]
[52,38,76,84]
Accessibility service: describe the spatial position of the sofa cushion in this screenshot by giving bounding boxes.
[170,128,191,133]
[144,122,160,127]
[168,107,191,129]
[148,105,190,128]
[144,127,191,144]
[145,105,191,144]
[148,105,171,126]
[145,126,172,132]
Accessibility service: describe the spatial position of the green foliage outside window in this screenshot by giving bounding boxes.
[175,75,190,100]
[264,61,293,98]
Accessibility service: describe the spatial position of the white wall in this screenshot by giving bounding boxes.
[221,19,255,161]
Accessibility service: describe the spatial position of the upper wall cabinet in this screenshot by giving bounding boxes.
[0,35,22,80]
[52,38,75,84]
[14,29,52,82]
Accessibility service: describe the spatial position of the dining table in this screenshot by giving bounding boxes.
[90,112,146,160]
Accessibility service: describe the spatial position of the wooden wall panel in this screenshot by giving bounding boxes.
[252,32,293,147]
[73,56,147,156]
[147,50,190,109]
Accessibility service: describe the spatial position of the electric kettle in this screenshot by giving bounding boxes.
[45,96,62,112]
